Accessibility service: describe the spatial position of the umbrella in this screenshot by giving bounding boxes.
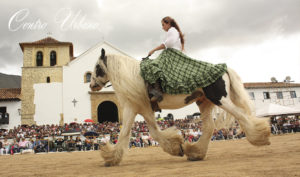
[84,131,99,138]
[84,119,94,123]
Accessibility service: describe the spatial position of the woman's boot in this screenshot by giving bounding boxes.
[149,81,163,102]
[147,81,163,112]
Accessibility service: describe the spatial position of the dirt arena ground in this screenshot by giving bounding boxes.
[1,133,299,177]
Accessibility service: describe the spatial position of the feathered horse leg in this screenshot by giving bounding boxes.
[141,109,184,157]
[219,98,271,146]
[183,100,215,161]
[101,104,136,166]
[221,70,270,146]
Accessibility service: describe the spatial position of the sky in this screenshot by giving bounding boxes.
[0,0,299,83]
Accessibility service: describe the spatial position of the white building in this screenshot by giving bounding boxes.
[245,82,300,109]
[0,88,21,129]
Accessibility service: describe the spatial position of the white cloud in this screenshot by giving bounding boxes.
[0,0,299,83]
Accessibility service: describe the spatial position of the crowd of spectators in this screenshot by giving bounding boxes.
[0,115,299,155]
[270,116,300,134]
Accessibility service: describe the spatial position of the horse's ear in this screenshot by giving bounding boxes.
[100,48,107,67]
[101,48,105,60]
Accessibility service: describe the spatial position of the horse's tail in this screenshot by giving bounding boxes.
[227,68,253,116]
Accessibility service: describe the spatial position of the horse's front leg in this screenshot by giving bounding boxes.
[184,100,215,161]
[141,110,184,157]
[101,105,136,166]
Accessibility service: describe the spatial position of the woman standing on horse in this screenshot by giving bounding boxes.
[147,16,185,110]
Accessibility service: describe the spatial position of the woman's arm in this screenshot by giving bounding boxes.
[148,44,165,56]
[148,28,179,56]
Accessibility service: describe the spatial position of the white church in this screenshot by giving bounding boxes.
[1,37,200,129]
[0,37,300,129]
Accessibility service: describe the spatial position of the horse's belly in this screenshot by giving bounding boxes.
[159,94,193,109]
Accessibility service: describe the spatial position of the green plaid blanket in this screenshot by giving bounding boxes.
[140,48,227,94]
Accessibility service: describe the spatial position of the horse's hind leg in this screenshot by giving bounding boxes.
[184,99,215,161]
[219,96,270,146]
[217,73,270,146]
[101,105,136,166]
[141,110,184,157]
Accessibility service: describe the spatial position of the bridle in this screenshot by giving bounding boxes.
[99,80,110,88]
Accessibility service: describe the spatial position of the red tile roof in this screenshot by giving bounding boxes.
[0,88,21,101]
[19,37,74,58]
[244,82,300,89]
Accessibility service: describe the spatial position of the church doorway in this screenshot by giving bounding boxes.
[97,101,119,123]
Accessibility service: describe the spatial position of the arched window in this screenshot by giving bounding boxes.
[85,72,92,83]
[50,51,57,66]
[47,77,50,83]
[36,51,43,66]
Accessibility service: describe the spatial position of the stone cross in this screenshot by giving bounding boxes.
[72,98,78,107]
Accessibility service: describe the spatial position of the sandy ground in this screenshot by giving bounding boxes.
[0,133,299,177]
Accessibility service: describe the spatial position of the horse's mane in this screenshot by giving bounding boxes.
[106,54,149,109]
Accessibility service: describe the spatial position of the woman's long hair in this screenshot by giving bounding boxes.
[162,16,185,51]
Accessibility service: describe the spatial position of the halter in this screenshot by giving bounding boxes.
[99,80,109,87]
[100,80,112,88]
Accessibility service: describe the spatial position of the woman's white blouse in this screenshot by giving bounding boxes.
[163,27,182,51]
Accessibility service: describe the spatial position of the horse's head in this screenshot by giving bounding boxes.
[90,48,109,91]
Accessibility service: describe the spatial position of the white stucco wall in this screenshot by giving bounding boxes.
[33,83,62,125]
[62,42,128,123]
[246,86,300,108]
[0,101,21,129]
[133,104,200,121]
[158,104,199,119]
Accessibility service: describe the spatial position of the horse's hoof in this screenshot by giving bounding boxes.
[104,162,118,167]
[187,156,204,161]
[104,162,112,167]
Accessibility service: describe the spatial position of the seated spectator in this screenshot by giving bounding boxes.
[12,139,20,154]
[3,137,11,155]
[27,138,34,150]
[48,138,56,152]
[84,139,92,151]
[55,138,65,152]
[67,136,76,152]
[0,140,3,155]
[93,137,99,150]
[34,138,47,153]
[227,128,234,139]
[129,138,136,148]
[139,136,144,147]
[18,138,28,152]
[75,137,82,151]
